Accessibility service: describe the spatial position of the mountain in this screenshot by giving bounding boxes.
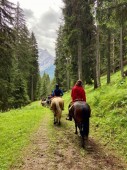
[41,65,55,80]
[38,49,55,79]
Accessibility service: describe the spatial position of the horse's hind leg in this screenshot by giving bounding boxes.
[83,118,89,138]
[81,137,85,148]
[84,136,88,148]
[57,116,61,125]
[54,116,57,124]
[58,119,61,125]
[82,118,90,148]
[80,135,88,148]
[75,123,78,134]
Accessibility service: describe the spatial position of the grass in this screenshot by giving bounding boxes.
[86,71,127,158]
[0,101,48,170]
[0,69,127,169]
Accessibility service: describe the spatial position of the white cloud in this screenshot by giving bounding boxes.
[10,0,64,56]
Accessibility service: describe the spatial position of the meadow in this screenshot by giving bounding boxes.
[0,70,127,169]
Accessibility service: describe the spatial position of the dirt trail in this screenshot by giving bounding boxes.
[11,111,127,170]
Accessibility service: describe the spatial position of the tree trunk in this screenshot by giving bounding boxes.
[107,9,111,84]
[66,58,70,90]
[78,33,82,80]
[93,64,98,89]
[112,34,115,73]
[31,75,34,101]
[94,0,101,88]
[96,24,101,87]
[120,26,124,77]
[107,30,111,84]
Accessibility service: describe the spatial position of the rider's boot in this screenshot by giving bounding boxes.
[66,115,72,121]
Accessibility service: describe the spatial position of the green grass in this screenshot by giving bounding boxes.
[0,69,127,169]
[59,70,127,160]
[86,71,127,158]
[0,101,48,170]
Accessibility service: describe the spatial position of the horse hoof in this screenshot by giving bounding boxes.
[82,144,85,148]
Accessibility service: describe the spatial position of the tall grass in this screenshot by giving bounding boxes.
[86,71,127,158]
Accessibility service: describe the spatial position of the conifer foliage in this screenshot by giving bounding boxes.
[55,0,96,88]
[55,0,127,90]
[0,0,40,111]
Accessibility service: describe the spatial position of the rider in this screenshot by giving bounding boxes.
[51,84,64,110]
[52,84,63,97]
[46,94,53,105]
[66,79,86,120]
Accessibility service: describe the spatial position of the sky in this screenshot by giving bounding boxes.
[10,0,64,56]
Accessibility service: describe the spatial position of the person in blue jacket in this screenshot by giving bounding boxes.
[52,84,63,97]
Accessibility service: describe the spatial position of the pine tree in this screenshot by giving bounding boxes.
[40,73,51,98]
[12,2,30,107]
[28,32,40,101]
[55,25,70,91]
[55,0,95,86]
[0,0,15,111]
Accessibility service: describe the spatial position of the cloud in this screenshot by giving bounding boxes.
[24,7,62,56]
[24,9,34,19]
[9,0,64,56]
[40,8,59,28]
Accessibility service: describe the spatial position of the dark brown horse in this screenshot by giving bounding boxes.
[69,101,91,148]
[50,97,64,125]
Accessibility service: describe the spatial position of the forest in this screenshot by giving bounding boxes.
[1,0,127,169]
[0,0,54,111]
[55,0,127,91]
[1,0,127,111]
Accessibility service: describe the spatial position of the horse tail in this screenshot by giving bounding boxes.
[80,104,91,138]
[82,103,91,120]
[55,101,62,119]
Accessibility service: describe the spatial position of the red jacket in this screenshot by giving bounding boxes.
[71,85,86,102]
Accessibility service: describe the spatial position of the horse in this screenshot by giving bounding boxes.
[41,99,48,107]
[41,97,52,108]
[50,97,64,125]
[68,101,91,148]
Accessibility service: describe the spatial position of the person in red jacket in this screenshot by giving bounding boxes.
[66,79,86,120]
[71,79,86,102]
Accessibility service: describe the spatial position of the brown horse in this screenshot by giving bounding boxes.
[69,101,91,148]
[50,97,64,125]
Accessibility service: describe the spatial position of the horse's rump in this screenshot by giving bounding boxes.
[51,97,64,112]
[50,97,64,125]
[69,101,91,145]
[71,101,91,122]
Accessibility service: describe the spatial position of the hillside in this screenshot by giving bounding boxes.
[0,70,127,170]
[86,71,127,159]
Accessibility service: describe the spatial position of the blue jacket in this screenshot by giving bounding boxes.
[52,88,63,97]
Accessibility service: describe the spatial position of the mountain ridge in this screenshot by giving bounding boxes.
[38,48,55,79]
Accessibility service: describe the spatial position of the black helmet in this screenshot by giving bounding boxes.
[56,84,59,88]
